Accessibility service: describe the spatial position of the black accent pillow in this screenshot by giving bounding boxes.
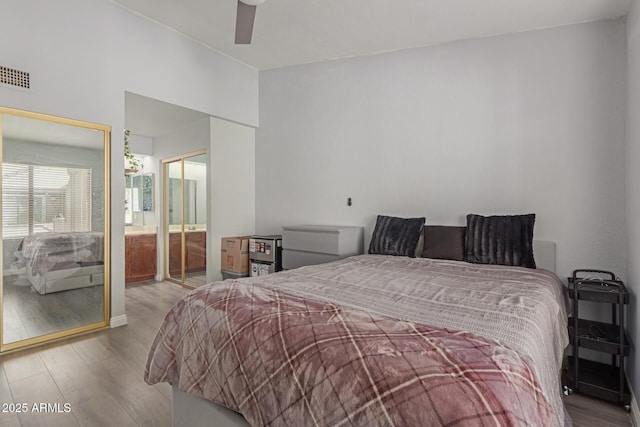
[368,215,425,257]
[422,226,466,261]
[465,214,536,268]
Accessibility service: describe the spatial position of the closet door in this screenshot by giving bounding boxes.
[165,160,184,284]
[182,153,207,288]
[0,107,110,352]
[163,152,207,288]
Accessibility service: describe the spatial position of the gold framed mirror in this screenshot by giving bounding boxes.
[0,106,110,352]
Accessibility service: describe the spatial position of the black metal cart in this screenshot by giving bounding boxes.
[565,269,630,409]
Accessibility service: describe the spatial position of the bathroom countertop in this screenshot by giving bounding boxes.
[125,226,157,236]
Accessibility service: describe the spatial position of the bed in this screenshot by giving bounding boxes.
[145,223,571,427]
[20,232,104,294]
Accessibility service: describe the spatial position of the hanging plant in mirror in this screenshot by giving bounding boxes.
[124,129,142,176]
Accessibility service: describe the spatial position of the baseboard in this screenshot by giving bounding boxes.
[626,372,640,427]
[110,314,128,328]
[631,391,640,427]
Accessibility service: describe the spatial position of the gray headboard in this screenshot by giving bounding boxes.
[533,240,556,273]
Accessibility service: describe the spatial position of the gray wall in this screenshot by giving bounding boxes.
[257,19,627,285]
[627,1,640,400]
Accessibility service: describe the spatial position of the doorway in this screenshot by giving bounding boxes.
[163,151,207,288]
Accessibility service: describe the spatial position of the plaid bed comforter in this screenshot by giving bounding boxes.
[145,256,567,426]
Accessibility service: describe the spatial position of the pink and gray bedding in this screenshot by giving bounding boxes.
[21,232,103,276]
[145,255,569,426]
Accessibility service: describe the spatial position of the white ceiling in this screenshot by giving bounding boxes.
[114,0,632,70]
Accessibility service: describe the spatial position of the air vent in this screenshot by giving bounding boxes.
[1,66,30,89]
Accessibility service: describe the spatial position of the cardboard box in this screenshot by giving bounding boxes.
[221,236,250,273]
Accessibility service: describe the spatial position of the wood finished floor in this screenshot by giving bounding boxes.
[0,280,633,426]
[3,275,103,344]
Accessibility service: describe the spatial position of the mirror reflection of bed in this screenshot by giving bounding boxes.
[0,109,108,349]
[2,232,104,343]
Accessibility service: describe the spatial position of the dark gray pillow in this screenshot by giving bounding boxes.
[368,215,425,257]
[422,226,466,261]
[465,214,536,268]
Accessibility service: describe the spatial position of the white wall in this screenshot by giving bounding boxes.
[0,0,258,324]
[627,1,640,399]
[128,133,153,156]
[257,20,627,285]
[209,117,256,281]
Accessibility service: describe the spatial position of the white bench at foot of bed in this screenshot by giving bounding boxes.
[172,384,249,427]
[26,262,104,295]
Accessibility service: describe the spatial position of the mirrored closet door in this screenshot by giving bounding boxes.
[163,151,207,288]
[0,107,110,352]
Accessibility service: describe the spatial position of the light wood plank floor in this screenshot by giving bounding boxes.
[3,275,103,344]
[0,280,633,426]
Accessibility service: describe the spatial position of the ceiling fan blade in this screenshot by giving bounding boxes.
[235,1,256,44]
